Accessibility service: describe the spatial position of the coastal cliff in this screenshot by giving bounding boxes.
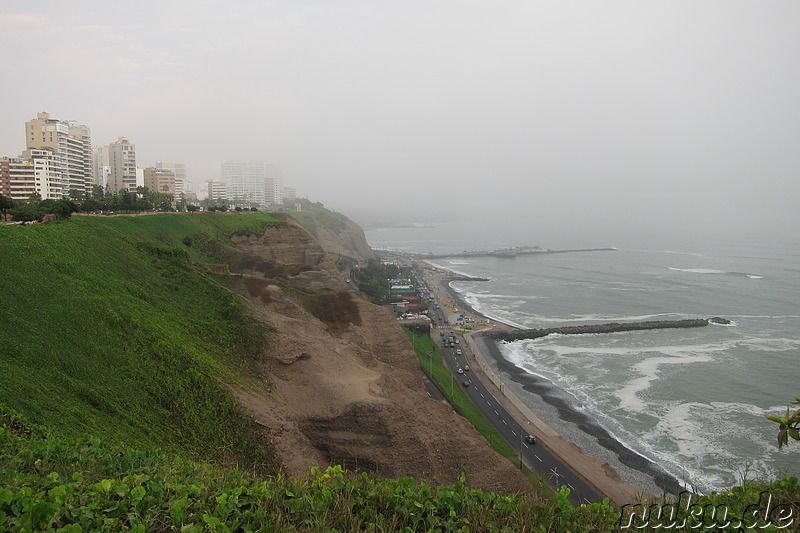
[0,212,530,495]
[227,214,532,492]
[230,217,346,289]
[289,207,374,261]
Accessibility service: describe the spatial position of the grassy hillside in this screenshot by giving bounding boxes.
[289,207,369,272]
[0,213,282,470]
[289,207,348,238]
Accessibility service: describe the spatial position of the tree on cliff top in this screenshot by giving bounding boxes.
[0,194,14,221]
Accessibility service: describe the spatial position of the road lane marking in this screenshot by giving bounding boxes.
[535,455,542,462]
[502,419,507,425]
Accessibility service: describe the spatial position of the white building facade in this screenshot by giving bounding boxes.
[99,137,138,192]
[206,180,228,203]
[221,161,285,209]
[0,149,63,201]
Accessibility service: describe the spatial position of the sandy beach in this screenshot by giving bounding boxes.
[418,263,683,505]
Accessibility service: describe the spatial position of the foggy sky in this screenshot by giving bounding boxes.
[2,1,799,245]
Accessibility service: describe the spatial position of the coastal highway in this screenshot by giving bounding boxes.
[423,280,605,506]
[440,331,603,506]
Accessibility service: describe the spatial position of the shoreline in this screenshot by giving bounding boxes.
[474,334,683,497]
[420,264,684,503]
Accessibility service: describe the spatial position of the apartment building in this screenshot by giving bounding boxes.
[155,161,191,196]
[0,156,34,200]
[222,161,266,208]
[0,158,10,196]
[0,149,63,200]
[91,146,110,190]
[143,167,176,196]
[24,112,93,197]
[221,161,284,209]
[206,179,228,203]
[104,137,138,192]
[265,163,284,205]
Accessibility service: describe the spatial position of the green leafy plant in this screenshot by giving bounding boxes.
[766,397,800,448]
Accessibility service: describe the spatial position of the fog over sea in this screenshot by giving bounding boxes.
[365,220,800,493]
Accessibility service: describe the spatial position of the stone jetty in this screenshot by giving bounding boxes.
[415,246,617,260]
[486,317,729,342]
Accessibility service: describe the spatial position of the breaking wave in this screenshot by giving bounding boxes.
[668,267,763,279]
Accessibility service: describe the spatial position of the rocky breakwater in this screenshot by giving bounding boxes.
[448,275,491,282]
[487,317,730,342]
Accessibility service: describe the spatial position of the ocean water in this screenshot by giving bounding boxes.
[366,224,800,493]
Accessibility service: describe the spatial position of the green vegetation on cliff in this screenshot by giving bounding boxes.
[288,206,372,272]
[0,416,616,532]
[0,213,282,470]
[290,207,348,237]
[2,419,798,532]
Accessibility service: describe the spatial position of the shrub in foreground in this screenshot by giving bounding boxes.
[0,426,625,532]
[3,414,800,531]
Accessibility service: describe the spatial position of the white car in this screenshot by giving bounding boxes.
[457,368,464,374]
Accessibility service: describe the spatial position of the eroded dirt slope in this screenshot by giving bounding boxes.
[225,221,532,494]
[230,218,346,290]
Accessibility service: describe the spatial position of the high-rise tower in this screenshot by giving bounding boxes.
[25,112,93,198]
[222,161,284,209]
[106,137,138,192]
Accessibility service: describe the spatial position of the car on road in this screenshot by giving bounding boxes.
[525,434,537,445]
[455,349,462,355]
[463,365,470,371]
[462,381,469,387]
[457,368,464,374]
